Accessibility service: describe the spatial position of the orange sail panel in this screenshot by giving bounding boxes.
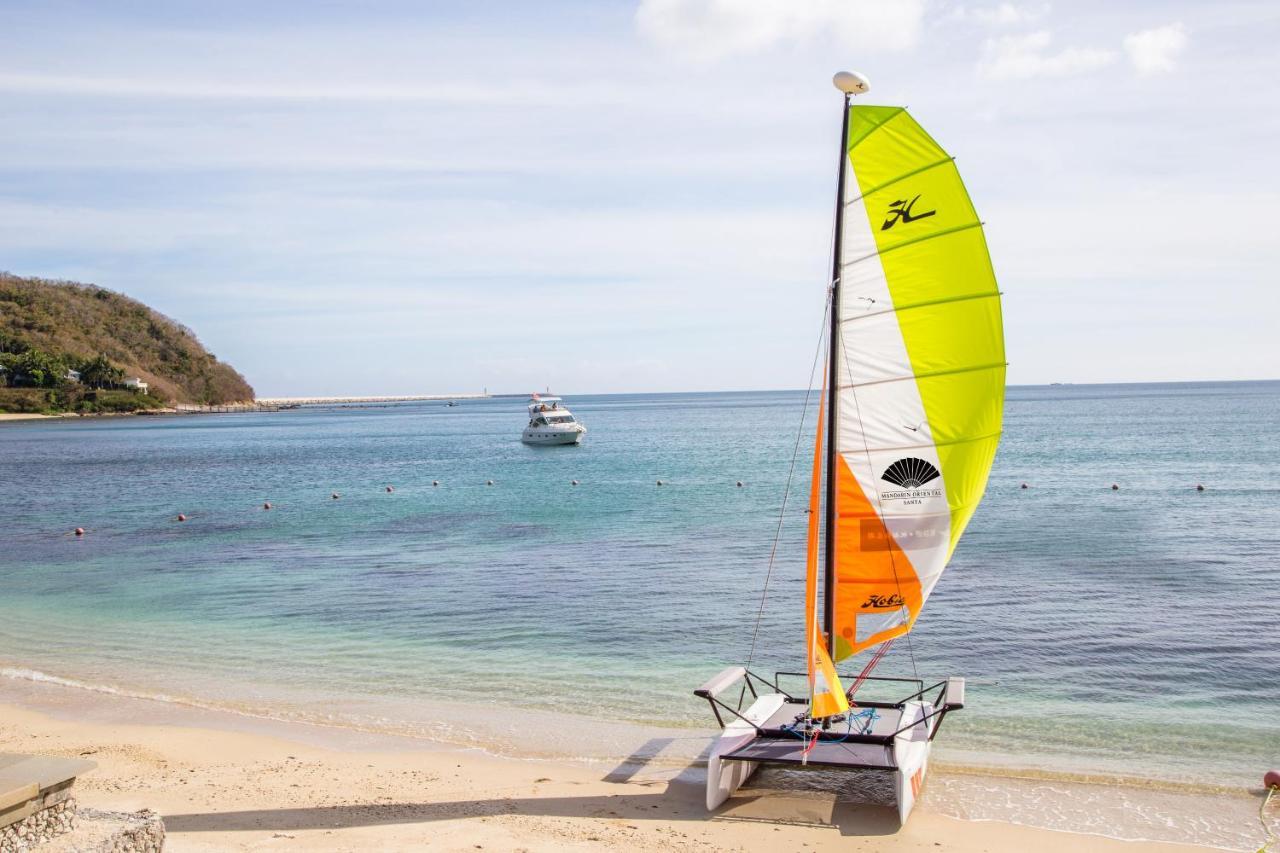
[832,455,923,659]
[805,383,849,719]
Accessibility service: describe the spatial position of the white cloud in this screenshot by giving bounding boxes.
[972,2,1050,26]
[978,30,1116,79]
[635,0,924,61]
[937,2,1047,27]
[1123,23,1188,76]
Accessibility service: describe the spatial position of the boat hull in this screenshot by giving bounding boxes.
[705,693,786,810]
[521,426,585,445]
[892,700,933,825]
[704,696,935,825]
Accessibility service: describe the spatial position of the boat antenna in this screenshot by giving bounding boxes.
[824,71,870,656]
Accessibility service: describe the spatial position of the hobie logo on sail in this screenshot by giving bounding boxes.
[861,593,905,610]
[881,458,940,489]
[881,194,936,230]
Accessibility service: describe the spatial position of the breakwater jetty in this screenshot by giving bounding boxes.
[256,394,490,405]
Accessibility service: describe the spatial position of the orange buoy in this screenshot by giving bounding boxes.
[177,513,187,521]
[1265,769,1280,789]
[74,527,84,536]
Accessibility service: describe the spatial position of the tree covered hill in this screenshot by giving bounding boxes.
[0,273,254,410]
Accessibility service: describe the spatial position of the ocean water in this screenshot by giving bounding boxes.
[1,383,1278,837]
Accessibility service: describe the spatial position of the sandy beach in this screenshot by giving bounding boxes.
[0,680,1225,853]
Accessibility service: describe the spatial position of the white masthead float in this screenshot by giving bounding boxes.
[694,71,1006,824]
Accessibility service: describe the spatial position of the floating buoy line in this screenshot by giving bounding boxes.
[65,478,1217,538]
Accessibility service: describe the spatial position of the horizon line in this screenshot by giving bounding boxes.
[257,377,1280,399]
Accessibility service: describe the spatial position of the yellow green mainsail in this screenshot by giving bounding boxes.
[815,105,1005,664]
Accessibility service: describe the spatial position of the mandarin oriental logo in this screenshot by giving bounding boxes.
[881,457,941,490]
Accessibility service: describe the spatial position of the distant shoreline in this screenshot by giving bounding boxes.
[0,394,494,422]
[0,412,63,421]
[0,410,169,421]
[7,382,1277,422]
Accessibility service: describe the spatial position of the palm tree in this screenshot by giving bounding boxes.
[78,354,124,389]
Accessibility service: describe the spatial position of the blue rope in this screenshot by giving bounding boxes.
[781,708,880,745]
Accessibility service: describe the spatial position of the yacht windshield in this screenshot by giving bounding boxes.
[544,414,575,424]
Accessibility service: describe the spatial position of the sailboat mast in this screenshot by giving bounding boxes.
[824,92,851,651]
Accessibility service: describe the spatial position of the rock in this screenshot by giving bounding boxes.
[36,805,165,853]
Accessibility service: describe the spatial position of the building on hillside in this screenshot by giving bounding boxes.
[124,377,149,393]
[65,369,81,383]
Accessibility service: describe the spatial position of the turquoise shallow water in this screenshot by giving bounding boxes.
[0,383,1277,790]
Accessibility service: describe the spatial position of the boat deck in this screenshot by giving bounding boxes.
[719,698,932,772]
[721,736,897,770]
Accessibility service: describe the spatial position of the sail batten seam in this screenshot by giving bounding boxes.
[842,222,984,269]
[838,361,1006,391]
[847,156,956,205]
[841,291,1000,322]
[838,430,1003,454]
[846,107,907,154]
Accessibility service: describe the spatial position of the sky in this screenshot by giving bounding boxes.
[1,0,1277,396]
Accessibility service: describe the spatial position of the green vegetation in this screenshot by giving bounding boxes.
[0,385,169,415]
[0,272,254,414]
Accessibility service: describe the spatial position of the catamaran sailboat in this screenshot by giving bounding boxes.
[522,394,586,445]
[694,71,1005,824]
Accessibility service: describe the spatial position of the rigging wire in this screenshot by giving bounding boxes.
[741,296,831,692]
[740,125,843,696]
[846,638,895,701]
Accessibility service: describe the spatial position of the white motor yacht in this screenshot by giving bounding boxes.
[522,395,586,445]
